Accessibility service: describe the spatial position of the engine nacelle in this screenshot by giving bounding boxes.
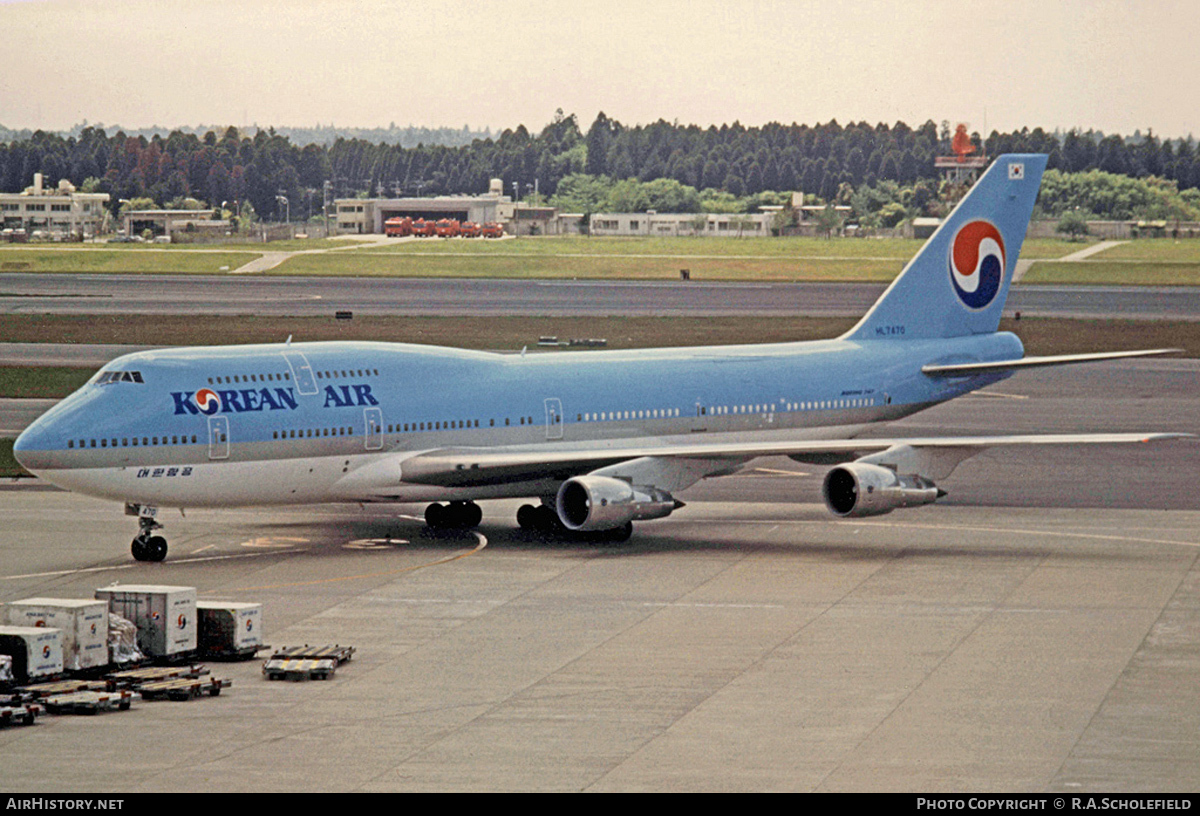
[822,462,941,518]
[556,475,677,531]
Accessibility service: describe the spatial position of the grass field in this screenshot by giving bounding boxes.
[1018,238,1200,285]
[1093,240,1200,262]
[274,251,907,280]
[0,366,94,398]
[1,439,20,478]
[370,235,920,258]
[366,236,1089,259]
[0,236,1168,281]
[0,247,259,274]
[1021,261,1200,286]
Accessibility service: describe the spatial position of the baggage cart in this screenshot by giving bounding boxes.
[197,601,264,659]
[5,599,108,672]
[95,585,197,659]
[0,626,63,684]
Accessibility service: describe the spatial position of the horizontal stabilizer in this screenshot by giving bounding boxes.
[921,348,1181,376]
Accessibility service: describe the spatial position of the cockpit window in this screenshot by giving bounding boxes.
[93,370,144,385]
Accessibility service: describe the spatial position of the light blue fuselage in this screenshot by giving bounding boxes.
[14,331,1021,507]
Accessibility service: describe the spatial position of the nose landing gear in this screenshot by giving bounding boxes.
[126,504,168,562]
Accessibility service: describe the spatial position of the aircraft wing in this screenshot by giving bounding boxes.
[382,431,1190,489]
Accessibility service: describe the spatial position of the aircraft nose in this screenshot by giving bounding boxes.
[12,407,57,473]
[12,423,36,471]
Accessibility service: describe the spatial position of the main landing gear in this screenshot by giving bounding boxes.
[424,501,483,530]
[126,504,168,562]
[516,503,634,543]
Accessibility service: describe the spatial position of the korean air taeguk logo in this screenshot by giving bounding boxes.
[193,389,221,415]
[948,220,1006,310]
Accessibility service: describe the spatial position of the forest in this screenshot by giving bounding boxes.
[2,112,1198,226]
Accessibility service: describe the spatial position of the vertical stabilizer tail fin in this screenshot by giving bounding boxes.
[843,154,1047,342]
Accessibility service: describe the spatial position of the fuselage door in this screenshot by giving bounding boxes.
[207,416,230,460]
[282,351,319,396]
[364,407,383,451]
[544,398,563,440]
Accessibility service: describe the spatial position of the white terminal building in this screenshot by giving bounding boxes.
[0,173,110,238]
[334,178,514,234]
[588,211,778,237]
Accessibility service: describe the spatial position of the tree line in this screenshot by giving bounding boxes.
[2,112,1198,223]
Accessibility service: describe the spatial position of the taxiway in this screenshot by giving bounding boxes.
[0,361,1196,792]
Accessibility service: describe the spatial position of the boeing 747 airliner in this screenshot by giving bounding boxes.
[13,154,1187,561]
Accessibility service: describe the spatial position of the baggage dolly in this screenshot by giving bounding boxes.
[0,702,40,727]
[42,690,134,715]
[262,644,354,681]
[135,676,231,701]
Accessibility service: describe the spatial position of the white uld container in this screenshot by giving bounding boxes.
[4,598,109,671]
[95,585,197,658]
[197,602,263,655]
[0,625,64,682]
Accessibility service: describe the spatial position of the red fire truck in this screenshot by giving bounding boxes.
[384,217,413,237]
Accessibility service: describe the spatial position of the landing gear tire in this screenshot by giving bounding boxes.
[602,522,634,544]
[131,534,167,562]
[516,504,540,531]
[425,502,448,528]
[517,503,557,531]
[425,501,483,530]
[145,535,168,561]
[462,501,483,528]
[516,504,633,543]
[131,513,168,562]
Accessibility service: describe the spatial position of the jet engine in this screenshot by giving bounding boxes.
[556,475,678,531]
[822,462,941,518]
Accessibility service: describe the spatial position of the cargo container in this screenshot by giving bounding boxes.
[197,602,263,658]
[95,585,197,659]
[4,599,108,671]
[0,626,64,683]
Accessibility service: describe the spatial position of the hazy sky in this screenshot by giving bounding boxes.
[2,0,1197,138]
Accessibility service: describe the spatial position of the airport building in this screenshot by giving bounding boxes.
[122,209,228,240]
[334,179,512,235]
[332,177,829,238]
[0,173,110,239]
[588,211,779,237]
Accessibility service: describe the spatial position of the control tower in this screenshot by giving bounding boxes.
[934,124,987,185]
